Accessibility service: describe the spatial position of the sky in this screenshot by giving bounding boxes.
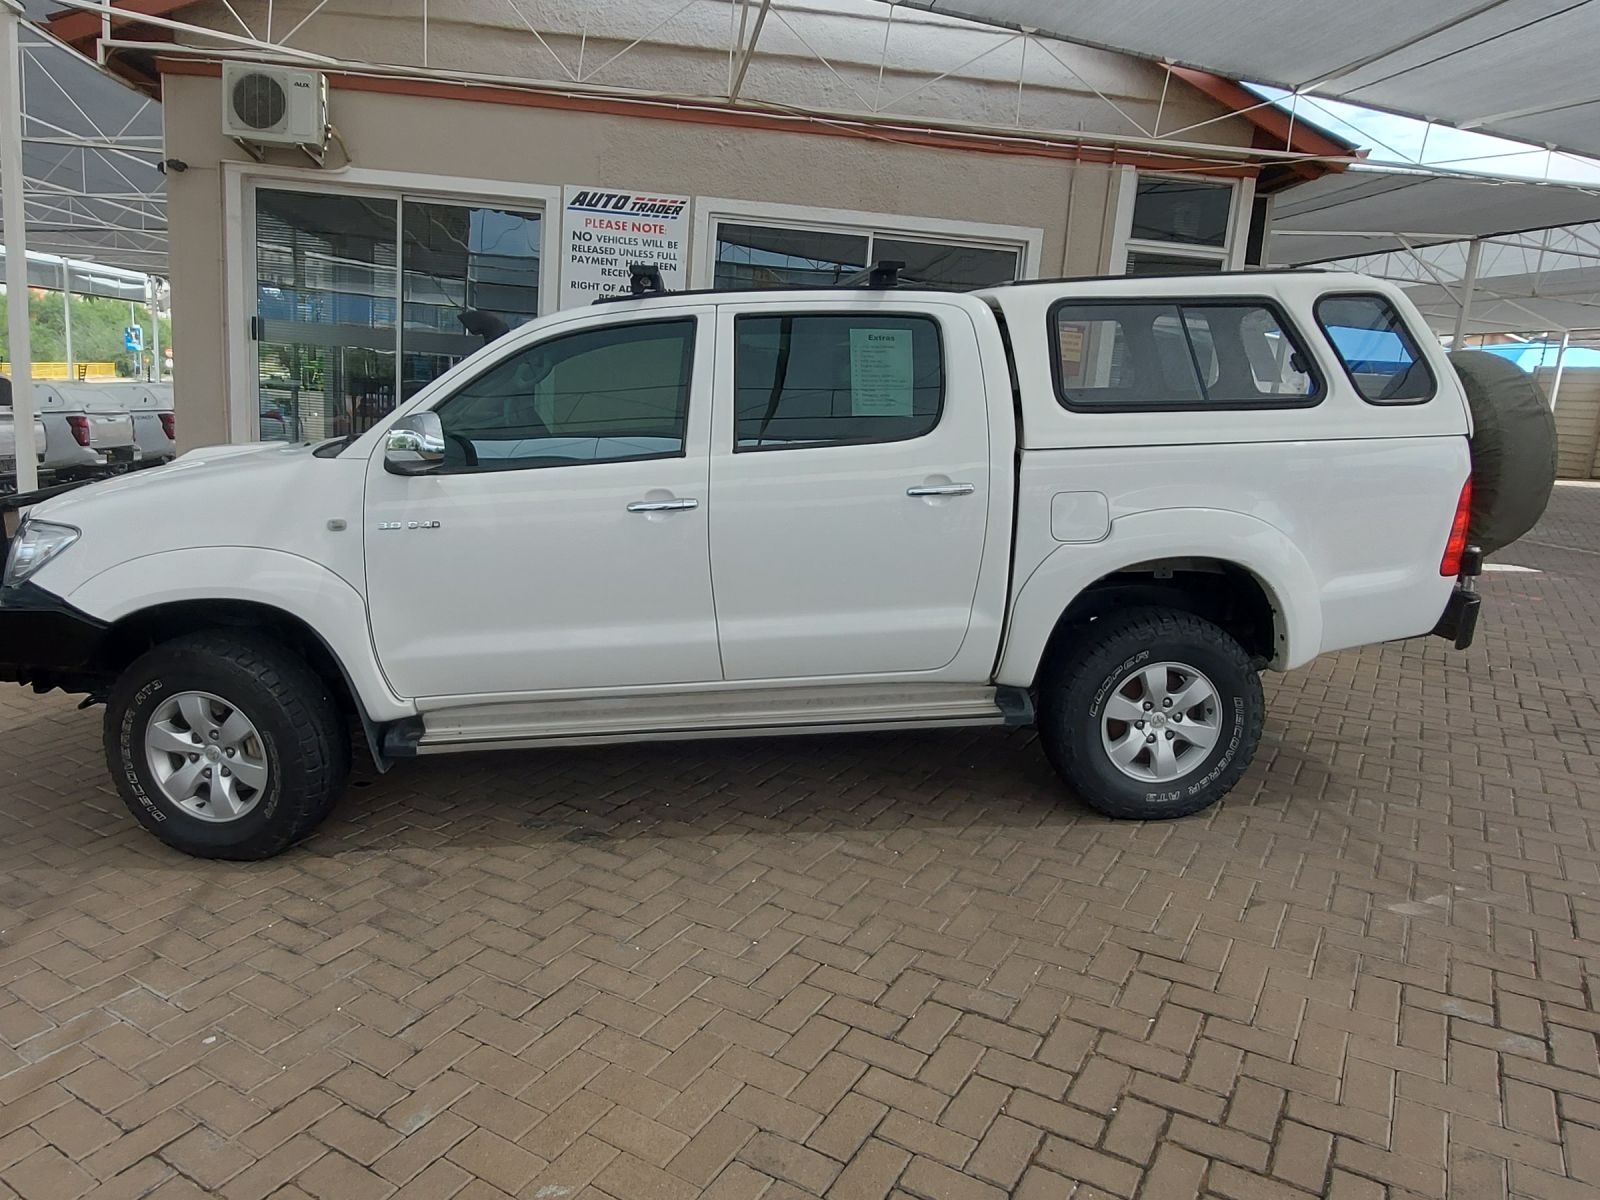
[1249,85,1600,185]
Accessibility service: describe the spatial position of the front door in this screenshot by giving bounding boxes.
[365,309,720,699]
[708,302,992,680]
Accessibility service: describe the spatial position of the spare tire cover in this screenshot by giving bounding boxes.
[1447,349,1557,557]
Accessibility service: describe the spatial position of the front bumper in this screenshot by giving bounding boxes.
[0,581,109,689]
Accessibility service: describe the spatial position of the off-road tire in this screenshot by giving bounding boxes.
[1039,607,1263,820]
[104,631,349,860]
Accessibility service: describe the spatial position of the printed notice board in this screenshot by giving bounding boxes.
[849,328,915,417]
[560,186,690,308]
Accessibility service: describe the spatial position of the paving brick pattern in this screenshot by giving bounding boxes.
[2,484,1599,1199]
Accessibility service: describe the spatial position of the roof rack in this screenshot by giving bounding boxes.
[592,259,917,305]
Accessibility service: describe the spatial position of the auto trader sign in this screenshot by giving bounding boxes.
[560,186,690,307]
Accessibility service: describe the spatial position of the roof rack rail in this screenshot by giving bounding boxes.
[594,259,927,305]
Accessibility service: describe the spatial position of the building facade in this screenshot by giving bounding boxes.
[46,0,1347,448]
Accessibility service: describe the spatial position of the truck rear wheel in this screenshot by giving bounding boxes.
[104,632,349,860]
[1038,608,1263,820]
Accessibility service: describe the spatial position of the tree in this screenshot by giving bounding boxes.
[0,287,172,377]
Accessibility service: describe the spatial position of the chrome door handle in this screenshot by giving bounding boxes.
[627,498,699,513]
[907,483,976,497]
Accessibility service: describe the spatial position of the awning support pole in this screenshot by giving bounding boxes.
[1,0,39,493]
[62,260,74,376]
[1548,329,1570,411]
[1452,238,1482,348]
[148,277,160,381]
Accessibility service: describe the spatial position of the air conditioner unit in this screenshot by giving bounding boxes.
[222,63,327,146]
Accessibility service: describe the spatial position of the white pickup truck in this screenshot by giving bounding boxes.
[4,381,142,481]
[0,407,46,493]
[0,271,1553,860]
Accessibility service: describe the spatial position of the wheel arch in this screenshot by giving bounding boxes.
[91,597,401,772]
[63,546,414,725]
[997,508,1324,686]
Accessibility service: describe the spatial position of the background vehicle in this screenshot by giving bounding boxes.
[95,383,177,467]
[0,407,46,495]
[0,271,1551,860]
[19,382,140,481]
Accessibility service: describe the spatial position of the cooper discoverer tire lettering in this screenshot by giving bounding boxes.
[103,632,350,860]
[1038,607,1264,820]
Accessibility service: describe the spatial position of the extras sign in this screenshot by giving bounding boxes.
[560,186,690,308]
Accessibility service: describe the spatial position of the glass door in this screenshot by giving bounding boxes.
[254,188,398,443]
[251,185,544,442]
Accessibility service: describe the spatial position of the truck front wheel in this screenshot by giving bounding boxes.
[104,632,350,860]
[1038,608,1264,820]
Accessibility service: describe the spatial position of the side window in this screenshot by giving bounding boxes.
[1055,304,1205,407]
[733,314,944,450]
[1316,294,1436,404]
[1053,301,1317,410]
[435,318,695,471]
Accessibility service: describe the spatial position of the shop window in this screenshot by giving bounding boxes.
[1118,174,1238,277]
[873,238,1022,290]
[713,221,1023,291]
[715,225,869,289]
[252,186,544,443]
[1131,178,1232,247]
[734,314,944,449]
[1127,251,1225,277]
[401,200,543,400]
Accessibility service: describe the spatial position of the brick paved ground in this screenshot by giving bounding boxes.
[2,485,1599,1200]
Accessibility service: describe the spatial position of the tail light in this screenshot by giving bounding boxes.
[1440,476,1473,576]
[66,415,91,448]
[159,413,175,441]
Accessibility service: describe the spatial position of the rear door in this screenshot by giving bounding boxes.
[708,298,993,680]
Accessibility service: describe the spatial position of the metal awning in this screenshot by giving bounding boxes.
[1267,169,1600,265]
[885,2,1600,161]
[0,0,165,274]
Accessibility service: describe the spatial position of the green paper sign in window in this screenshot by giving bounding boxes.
[849,327,915,417]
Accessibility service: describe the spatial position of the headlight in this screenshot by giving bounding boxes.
[3,520,80,588]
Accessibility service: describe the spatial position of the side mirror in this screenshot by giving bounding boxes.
[384,411,446,475]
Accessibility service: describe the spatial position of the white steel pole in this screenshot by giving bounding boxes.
[1548,329,1571,411]
[1452,238,1482,348]
[1,0,39,493]
[148,277,160,380]
[61,259,73,376]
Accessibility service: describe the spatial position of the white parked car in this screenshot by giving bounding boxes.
[0,271,1553,859]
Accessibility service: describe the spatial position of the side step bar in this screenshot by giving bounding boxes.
[393,683,1034,756]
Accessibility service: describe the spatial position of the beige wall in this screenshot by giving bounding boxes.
[182,0,1243,145]
[164,72,1168,447]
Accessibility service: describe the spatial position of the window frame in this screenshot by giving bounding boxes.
[227,164,563,445]
[730,309,948,454]
[1109,169,1254,276]
[1046,295,1326,414]
[691,196,1042,291]
[429,314,699,474]
[1313,291,1438,407]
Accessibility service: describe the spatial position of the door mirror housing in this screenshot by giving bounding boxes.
[384,412,446,475]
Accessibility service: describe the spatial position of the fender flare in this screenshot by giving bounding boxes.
[996,508,1324,685]
[65,547,415,723]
